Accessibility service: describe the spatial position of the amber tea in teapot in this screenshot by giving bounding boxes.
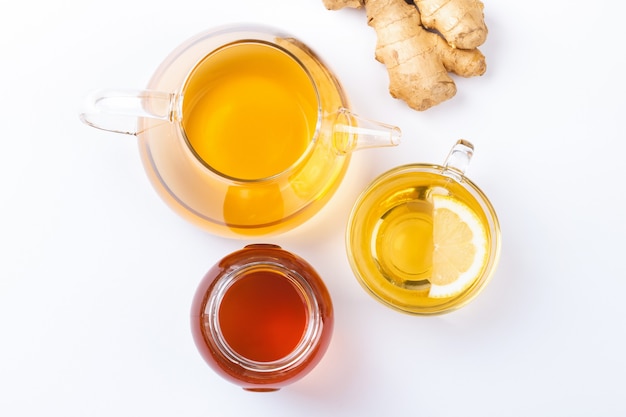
[80,25,400,238]
[182,41,318,180]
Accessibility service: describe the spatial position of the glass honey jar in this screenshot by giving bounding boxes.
[190,244,333,391]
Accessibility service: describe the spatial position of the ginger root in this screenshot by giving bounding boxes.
[322,0,488,111]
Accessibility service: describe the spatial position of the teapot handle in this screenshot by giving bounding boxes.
[79,89,175,136]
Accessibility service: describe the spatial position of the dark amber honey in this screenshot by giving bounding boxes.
[191,244,333,391]
[218,268,308,363]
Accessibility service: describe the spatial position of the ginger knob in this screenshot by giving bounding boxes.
[322,0,488,111]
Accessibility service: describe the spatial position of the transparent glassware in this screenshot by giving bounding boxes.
[190,244,333,391]
[346,140,501,315]
[80,24,400,238]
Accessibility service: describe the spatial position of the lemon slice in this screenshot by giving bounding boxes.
[429,195,488,298]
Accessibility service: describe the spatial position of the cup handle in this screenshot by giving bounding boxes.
[79,89,175,136]
[442,139,474,180]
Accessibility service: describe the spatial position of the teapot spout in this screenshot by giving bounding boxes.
[333,108,401,154]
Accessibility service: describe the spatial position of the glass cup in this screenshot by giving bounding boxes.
[190,244,333,391]
[80,24,400,238]
[346,140,501,315]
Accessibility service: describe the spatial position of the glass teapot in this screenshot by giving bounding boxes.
[80,24,401,238]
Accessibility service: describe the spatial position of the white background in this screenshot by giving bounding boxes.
[1,0,625,415]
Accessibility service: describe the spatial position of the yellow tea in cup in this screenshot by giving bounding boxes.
[346,140,500,315]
